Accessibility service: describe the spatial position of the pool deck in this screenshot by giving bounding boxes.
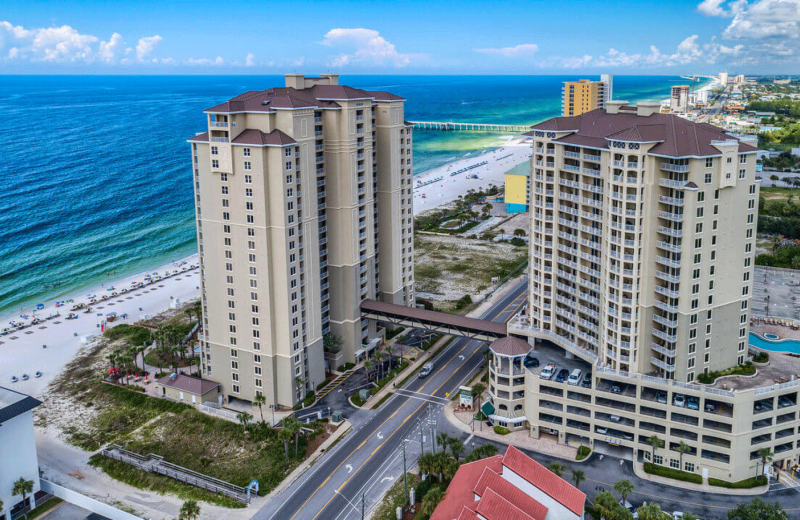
[708,351,800,391]
[750,319,800,341]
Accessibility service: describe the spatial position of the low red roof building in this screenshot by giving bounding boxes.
[431,445,585,520]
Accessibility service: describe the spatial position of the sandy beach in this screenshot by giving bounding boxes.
[413,138,532,215]
[0,254,201,398]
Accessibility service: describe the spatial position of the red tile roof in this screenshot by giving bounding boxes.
[157,374,220,396]
[456,506,480,520]
[501,445,586,516]
[475,488,536,520]
[232,129,296,146]
[187,132,209,143]
[532,107,758,158]
[430,456,503,520]
[473,467,548,520]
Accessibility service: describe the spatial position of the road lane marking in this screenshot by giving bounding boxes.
[291,286,528,520]
[464,434,474,445]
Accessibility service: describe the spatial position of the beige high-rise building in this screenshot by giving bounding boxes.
[188,74,414,408]
[488,101,785,483]
[562,75,613,117]
[670,85,690,113]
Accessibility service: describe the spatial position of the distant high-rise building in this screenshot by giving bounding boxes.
[735,74,746,85]
[719,71,729,86]
[670,85,690,113]
[562,75,613,117]
[188,74,414,407]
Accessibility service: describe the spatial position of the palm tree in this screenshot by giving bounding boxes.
[593,491,620,520]
[417,453,436,478]
[436,432,451,454]
[471,383,486,414]
[374,351,385,380]
[323,333,344,354]
[283,416,303,459]
[12,478,33,519]
[179,500,201,520]
[253,393,267,423]
[757,447,774,477]
[236,412,252,430]
[482,348,492,368]
[419,487,444,517]
[676,441,692,472]
[547,462,566,478]
[513,228,526,237]
[613,478,634,506]
[637,502,667,520]
[443,457,461,481]
[571,469,585,489]
[295,376,306,399]
[447,437,465,461]
[363,359,374,381]
[647,434,664,463]
[384,343,396,372]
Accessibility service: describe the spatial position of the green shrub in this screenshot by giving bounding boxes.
[386,327,405,340]
[643,462,702,483]
[416,479,433,501]
[752,351,769,363]
[104,324,152,345]
[494,426,509,435]
[454,294,473,310]
[697,362,756,384]
[576,445,591,460]
[709,475,767,488]
[510,237,526,247]
[293,391,316,410]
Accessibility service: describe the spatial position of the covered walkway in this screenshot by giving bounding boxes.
[360,299,508,342]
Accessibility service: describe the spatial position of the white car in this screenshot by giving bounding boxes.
[540,364,556,380]
[673,394,686,408]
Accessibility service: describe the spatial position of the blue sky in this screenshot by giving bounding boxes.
[1,0,798,74]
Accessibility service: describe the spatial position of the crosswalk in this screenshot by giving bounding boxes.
[317,370,356,399]
[778,470,800,489]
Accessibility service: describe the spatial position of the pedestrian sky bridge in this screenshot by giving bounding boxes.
[360,299,508,342]
[407,121,531,133]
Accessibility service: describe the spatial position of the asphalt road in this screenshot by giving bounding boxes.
[255,281,528,520]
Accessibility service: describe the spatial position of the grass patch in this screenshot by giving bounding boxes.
[696,362,756,384]
[371,393,393,410]
[28,497,64,519]
[89,455,245,508]
[709,475,767,489]
[351,392,368,407]
[643,462,702,484]
[104,324,152,345]
[372,473,420,520]
[293,391,316,410]
[337,362,356,372]
[576,445,591,460]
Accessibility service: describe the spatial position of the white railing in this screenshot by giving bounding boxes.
[660,163,690,173]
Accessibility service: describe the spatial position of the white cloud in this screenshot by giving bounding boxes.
[187,56,224,66]
[135,35,161,60]
[321,28,412,67]
[0,20,170,65]
[245,52,255,67]
[698,0,748,16]
[723,0,800,39]
[98,32,124,63]
[474,43,539,58]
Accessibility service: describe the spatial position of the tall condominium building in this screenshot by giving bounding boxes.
[491,101,780,483]
[735,74,747,85]
[188,74,414,408]
[719,71,729,86]
[561,75,613,117]
[670,85,690,113]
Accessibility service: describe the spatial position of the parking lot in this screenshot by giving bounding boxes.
[524,338,594,385]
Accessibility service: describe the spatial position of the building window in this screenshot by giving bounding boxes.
[243,148,250,157]
[212,160,219,169]
[220,173,228,181]
[704,173,712,184]
[285,161,293,171]
[670,459,680,469]
[232,384,240,393]
[285,148,292,157]
[221,186,228,194]
[653,454,663,465]
[211,146,218,155]
[244,161,251,170]
[685,462,695,472]
[705,158,713,168]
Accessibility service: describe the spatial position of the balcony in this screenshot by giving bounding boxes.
[563,164,581,173]
[652,329,677,343]
[659,195,684,206]
[655,256,681,268]
[657,226,682,237]
[661,163,690,173]
[651,342,676,357]
[659,178,688,189]
[564,151,581,159]
[315,130,323,137]
[651,356,675,372]
[584,153,601,162]
[655,270,680,283]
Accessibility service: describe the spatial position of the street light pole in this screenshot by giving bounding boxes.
[402,439,409,506]
[361,492,365,520]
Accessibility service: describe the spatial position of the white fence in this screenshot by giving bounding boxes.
[40,480,142,520]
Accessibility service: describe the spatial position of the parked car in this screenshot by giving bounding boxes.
[656,391,668,404]
[611,384,622,394]
[524,355,540,368]
[779,396,794,408]
[673,394,686,408]
[581,371,592,388]
[687,396,700,410]
[556,368,570,383]
[705,402,716,413]
[540,364,556,380]
[622,432,634,441]
[620,500,639,519]
[567,369,583,386]
[596,426,608,435]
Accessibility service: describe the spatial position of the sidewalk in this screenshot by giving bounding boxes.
[264,420,353,501]
[444,402,578,461]
[631,461,769,495]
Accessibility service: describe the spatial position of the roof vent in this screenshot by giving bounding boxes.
[170,373,177,380]
[261,100,271,106]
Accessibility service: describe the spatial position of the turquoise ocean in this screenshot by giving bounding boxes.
[0,75,708,315]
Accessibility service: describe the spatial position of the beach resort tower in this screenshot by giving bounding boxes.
[670,85,690,113]
[500,101,773,482]
[188,74,415,408]
[561,75,613,117]
[719,71,729,86]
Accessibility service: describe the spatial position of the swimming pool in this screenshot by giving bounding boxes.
[750,332,800,354]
